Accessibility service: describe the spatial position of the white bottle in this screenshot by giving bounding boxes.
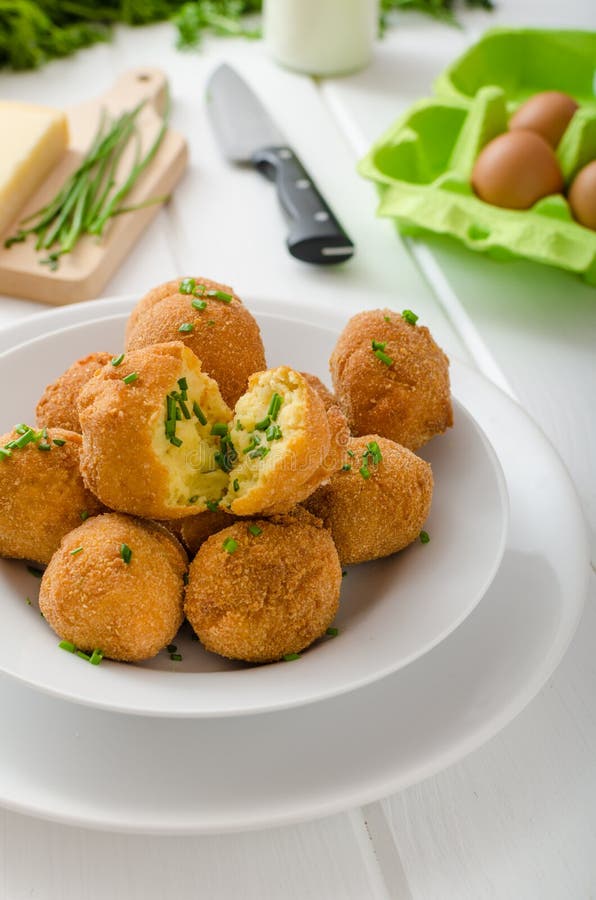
[263,0,378,77]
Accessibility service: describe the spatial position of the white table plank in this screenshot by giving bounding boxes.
[0,809,390,900]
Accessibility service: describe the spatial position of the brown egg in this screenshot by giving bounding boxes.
[568,160,596,231]
[509,91,579,148]
[471,130,564,210]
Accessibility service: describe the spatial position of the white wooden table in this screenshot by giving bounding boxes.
[1,3,595,897]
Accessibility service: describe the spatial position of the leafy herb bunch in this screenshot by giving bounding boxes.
[0,0,493,72]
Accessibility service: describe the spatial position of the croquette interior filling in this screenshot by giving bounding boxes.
[224,369,305,502]
[151,363,231,509]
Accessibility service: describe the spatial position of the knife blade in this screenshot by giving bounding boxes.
[206,64,355,266]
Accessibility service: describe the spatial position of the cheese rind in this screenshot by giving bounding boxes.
[0,100,69,238]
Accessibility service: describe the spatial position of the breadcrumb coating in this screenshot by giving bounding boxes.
[0,427,103,565]
[126,277,266,407]
[39,513,187,662]
[330,309,452,450]
[78,342,232,519]
[304,435,433,565]
[185,509,341,662]
[36,352,113,433]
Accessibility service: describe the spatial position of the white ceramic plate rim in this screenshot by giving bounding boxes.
[0,299,508,717]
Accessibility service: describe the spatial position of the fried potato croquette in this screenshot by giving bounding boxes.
[0,426,103,565]
[78,342,232,519]
[36,351,113,433]
[126,277,266,407]
[185,509,341,662]
[330,309,452,450]
[176,508,232,555]
[304,435,433,565]
[223,367,341,516]
[39,513,186,662]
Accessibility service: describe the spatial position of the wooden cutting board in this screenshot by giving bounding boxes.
[0,68,188,305]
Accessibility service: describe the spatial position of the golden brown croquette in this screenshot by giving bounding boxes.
[36,352,113,433]
[125,277,266,407]
[223,367,341,516]
[78,342,232,519]
[0,426,103,565]
[176,507,232,555]
[184,509,341,662]
[39,513,187,662]
[330,309,452,450]
[304,435,433,565]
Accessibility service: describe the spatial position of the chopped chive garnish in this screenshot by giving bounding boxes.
[89,648,104,666]
[248,523,262,536]
[80,510,89,521]
[14,429,37,448]
[179,277,196,294]
[341,464,351,471]
[359,463,371,480]
[243,435,261,454]
[188,495,199,504]
[178,397,191,419]
[207,320,215,326]
[166,643,177,653]
[193,284,206,296]
[326,627,339,637]
[52,438,66,446]
[283,652,300,661]
[206,500,220,512]
[192,298,207,311]
[25,597,31,605]
[402,309,419,326]
[111,353,125,367]
[267,393,283,420]
[371,339,386,351]
[210,422,229,436]
[178,322,194,333]
[374,349,393,366]
[170,653,182,661]
[169,435,183,447]
[365,441,382,465]
[177,377,188,392]
[342,570,347,577]
[27,565,43,578]
[266,424,283,441]
[347,449,355,458]
[77,650,91,661]
[236,421,244,431]
[122,372,139,384]
[37,442,52,451]
[70,546,83,556]
[255,416,270,431]
[193,402,207,425]
[165,419,176,439]
[15,424,28,435]
[222,537,238,554]
[233,478,239,492]
[120,543,132,564]
[175,408,182,421]
[0,448,11,460]
[206,289,232,303]
[420,530,430,544]
[59,640,76,653]
[384,315,391,323]
[249,446,270,460]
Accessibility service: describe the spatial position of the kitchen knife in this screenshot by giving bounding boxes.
[206,64,355,265]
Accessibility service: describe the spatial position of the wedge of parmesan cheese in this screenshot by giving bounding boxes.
[0,100,68,238]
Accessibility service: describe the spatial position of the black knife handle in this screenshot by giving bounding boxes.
[251,146,354,265]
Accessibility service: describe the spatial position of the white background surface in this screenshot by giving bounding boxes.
[0,1,595,897]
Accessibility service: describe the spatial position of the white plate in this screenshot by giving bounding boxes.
[0,338,586,834]
[0,299,507,717]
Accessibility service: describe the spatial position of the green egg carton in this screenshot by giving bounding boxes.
[358,28,596,283]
